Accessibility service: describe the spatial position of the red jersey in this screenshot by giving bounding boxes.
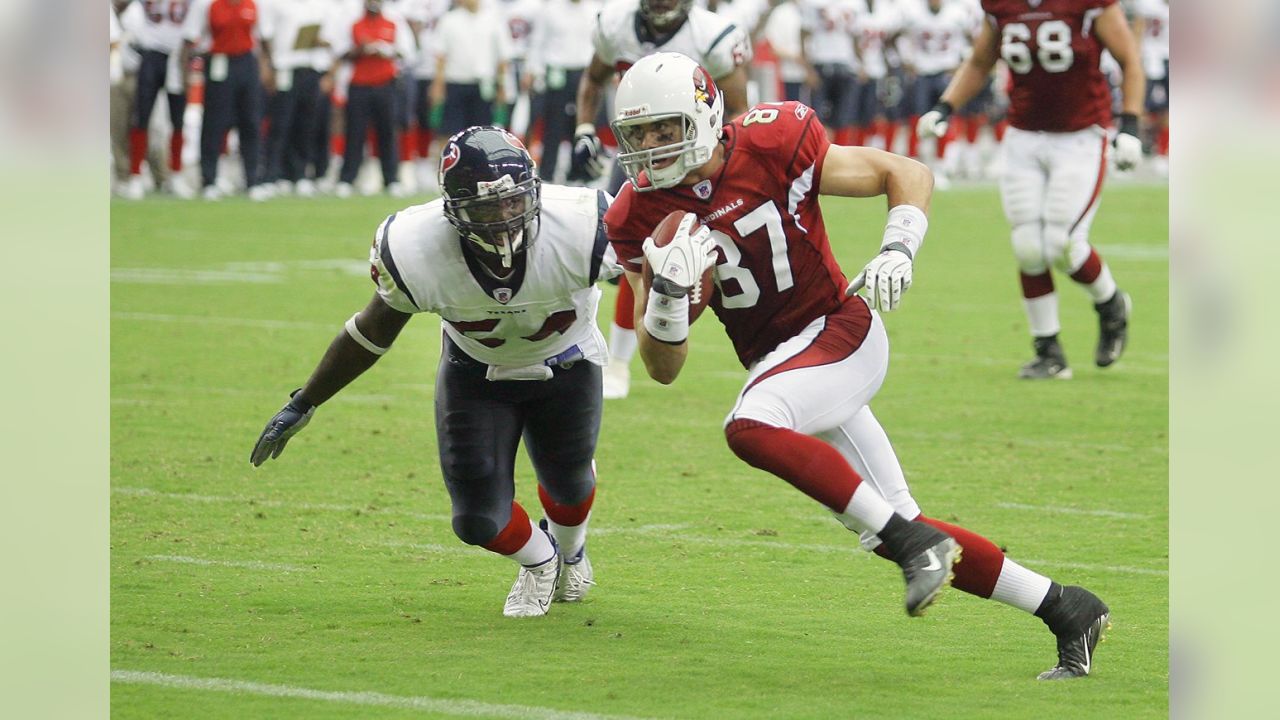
[350,14,398,87]
[208,0,257,56]
[607,101,870,368]
[984,0,1114,132]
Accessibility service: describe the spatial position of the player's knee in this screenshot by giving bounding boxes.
[724,418,781,466]
[1042,224,1070,268]
[452,514,500,546]
[1010,224,1046,273]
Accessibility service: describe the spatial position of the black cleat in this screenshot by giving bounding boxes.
[1037,586,1111,680]
[1019,335,1072,380]
[1094,290,1131,367]
[895,523,961,617]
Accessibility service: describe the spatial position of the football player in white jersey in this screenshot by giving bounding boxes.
[252,126,622,619]
[570,0,753,400]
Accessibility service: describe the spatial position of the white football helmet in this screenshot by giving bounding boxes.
[611,52,724,192]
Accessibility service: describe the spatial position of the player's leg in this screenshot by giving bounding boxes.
[522,360,602,602]
[198,58,233,196]
[128,51,167,197]
[1043,128,1130,368]
[603,279,636,400]
[232,56,264,194]
[337,86,372,194]
[372,84,400,192]
[819,403,1111,678]
[434,342,559,617]
[998,128,1068,378]
[722,308,959,616]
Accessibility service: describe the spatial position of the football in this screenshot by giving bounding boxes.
[641,210,716,323]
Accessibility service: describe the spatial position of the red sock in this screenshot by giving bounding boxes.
[907,116,921,158]
[128,128,147,175]
[994,119,1009,142]
[872,515,1006,599]
[538,485,595,526]
[852,126,869,147]
[416,128,433,159]
[614,279,635,330]
[724,420,861,511]
[881,121,898,152]
[1069,248,1103,285]
[966,115,982,144]
[834,127,853,146]
[169,132,184,172]
[400,129,415,162]
[1020,271,1055,298]
[936,125,952,160]
[482,502,534,555]
[1157,125,1169,156]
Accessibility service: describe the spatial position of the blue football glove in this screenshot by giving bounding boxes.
[567,123,604,182]
[250,390,315,467]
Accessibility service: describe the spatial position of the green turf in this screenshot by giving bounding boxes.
[110,183,1168,719]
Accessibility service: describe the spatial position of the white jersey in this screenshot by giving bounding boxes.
[500,0,540,63]
[371,185,623,368]
[1133,0,1168,79]
[259,0,334,72]
[899,0,971,76]
[129,0,190,53]
[593,0,751,79]
[403,0,450,79]
[853,0,904,79]
[800,0,860,68]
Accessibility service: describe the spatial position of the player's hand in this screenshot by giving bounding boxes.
[857,248,913,312]
[916,102,953,139]
[1113,113,1142,171]
[567,123,604,182]
[250,391,315,467]
[643,213,717,298]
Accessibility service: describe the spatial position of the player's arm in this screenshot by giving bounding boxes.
[250,294,412,466]
[574,53,613,129]
[626,270,689,384]
[567,53,614,181]
[819,145,932,312]
[1095,1,1146,169]
[716,65,751,119]
[919,16,999,137]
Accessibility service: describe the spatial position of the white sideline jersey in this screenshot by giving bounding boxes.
[592,0,751,79]
[800,0,860,67]
[370,185,623,368]
[900,0,973,75]
[1133,0,1168,79]
[129,0,190,53]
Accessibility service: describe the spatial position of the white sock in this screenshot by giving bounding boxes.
[1085,264,1117,304]
[609,323,638,364]
[505,519,556,567]
[546,514,590,561]
[1022,293,1061,338]
[990,557,1053,613]
[834,483,895,536]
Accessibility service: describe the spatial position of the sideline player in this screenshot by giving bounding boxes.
[608,52,1111,679]
[918,0,1143,378]
[570,0,753,400]
[251,126,619,618]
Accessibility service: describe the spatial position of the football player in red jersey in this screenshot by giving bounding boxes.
[608,52,1111,679]
[918,0,1144,379]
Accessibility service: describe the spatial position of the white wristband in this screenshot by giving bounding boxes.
[345,314,390,356]
[643,290,690,344]
[882,205,928,259]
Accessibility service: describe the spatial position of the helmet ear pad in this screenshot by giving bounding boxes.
[439,126,542,270]
[610,53,724,191]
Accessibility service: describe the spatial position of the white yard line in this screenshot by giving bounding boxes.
[995,502,1155,520]
[113,487,451,522]
[110,670,660,720]
[144,555,309,572]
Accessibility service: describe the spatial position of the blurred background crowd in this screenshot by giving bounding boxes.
[108,0,1169,202]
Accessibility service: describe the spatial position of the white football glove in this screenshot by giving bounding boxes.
[1113,113,1142,171]
[857,249,913,312]
[642,213,717,298]
[916,102,953,139]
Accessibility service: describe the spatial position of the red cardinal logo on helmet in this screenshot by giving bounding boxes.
[692,66,717,109]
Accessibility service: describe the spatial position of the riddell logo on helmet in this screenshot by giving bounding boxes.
[440,143,461,175]
[620,104,651,118]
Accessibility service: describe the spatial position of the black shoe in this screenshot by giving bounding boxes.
[894,523,961,617]
[1095,290,1131,367]
[1019,335,1072,379]
[1037,586,1111,680]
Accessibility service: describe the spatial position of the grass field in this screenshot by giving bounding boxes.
[110,182,1168,719]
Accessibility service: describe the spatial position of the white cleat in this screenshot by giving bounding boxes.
[555,549,595,603]
[294,179,317,197]
[166,175,195,199]
[121,175,146,200]
[502,554,562,618]
[201,185,223,201]
[602,362,630,400]
[386,181,411,198]
[334,182,354,199]
[247,184,274,202]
